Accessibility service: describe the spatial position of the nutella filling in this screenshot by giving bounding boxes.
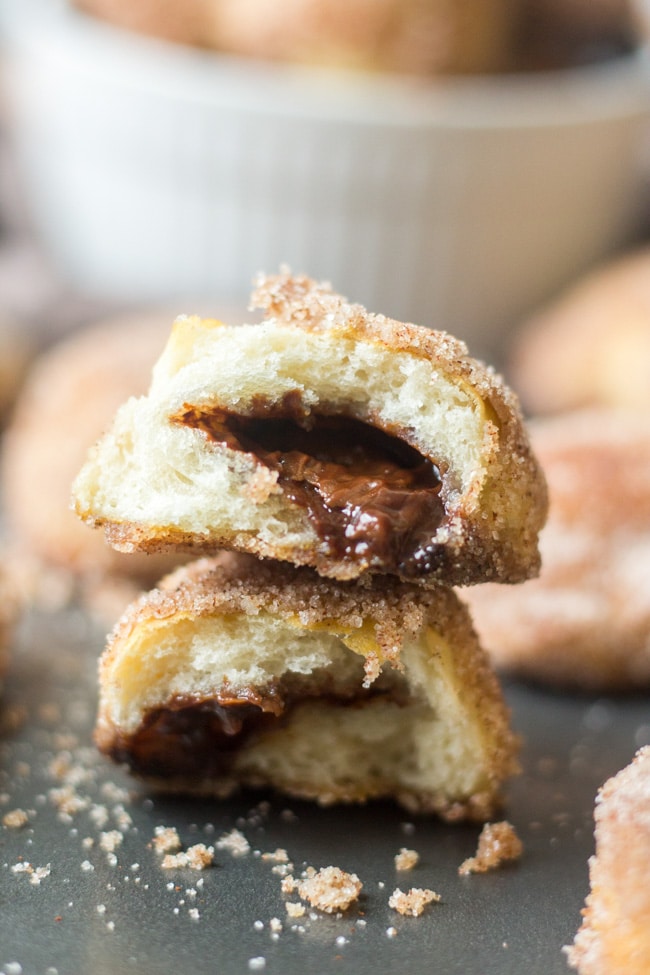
[176,400,445,576]
[110,684,404,780]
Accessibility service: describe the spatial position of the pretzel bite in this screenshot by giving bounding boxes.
[566,746,650,975]
[212,0,517,75]
[73,0,517,76]
[96,553,519,819]
[73,270,546,588]
[510,247,650,415]
[464,409,650,690]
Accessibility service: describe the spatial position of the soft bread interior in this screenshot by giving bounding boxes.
[74,321,485,550]
[97,590,517,818]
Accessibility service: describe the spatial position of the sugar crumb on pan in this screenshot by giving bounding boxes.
[394,847,419,871]
[161,843,214,871]
[151,826,182,854]
[388,887,441,916]
[458,821,523,875]
[282,866,363,914]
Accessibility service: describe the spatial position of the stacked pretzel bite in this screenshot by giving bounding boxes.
[72,269,547,819]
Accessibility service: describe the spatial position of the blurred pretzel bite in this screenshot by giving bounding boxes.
[95,553,519,819]
[0,562,19,690]
[2,314,184,616]
[566,746,650,975]
[464,409,650,691]
[72,0,518,76]
[72,270,546,589]
[510,247,650,415]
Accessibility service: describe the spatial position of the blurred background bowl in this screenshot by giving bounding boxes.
[1,0,650,358]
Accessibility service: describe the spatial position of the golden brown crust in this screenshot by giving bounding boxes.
[464,408,650,691]
[567,747,650,975]
[106,552,464,676]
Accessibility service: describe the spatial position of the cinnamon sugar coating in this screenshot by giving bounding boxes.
[567,747,650,975]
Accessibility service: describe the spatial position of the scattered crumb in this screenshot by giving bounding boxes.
[215,828,250,857]
[162,844,214,871]
[152,826,182,855]
[394,848,419,871]
[386,926,398,939]
[269,917,283,933]
[261,848,289,864]
[285,901,306,919]
[388,887,441,917]
[99,830,123,854]
[459,821,523,875]
[3,809,29,829]
[296,866,363,914]
[281,875,297,896]
[247,958,266,971]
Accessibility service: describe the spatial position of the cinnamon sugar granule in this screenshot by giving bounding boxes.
[458,821,523,875]
[3,809,29,829]
[162,843,214,871]
[152,826,181,855]
[296,866,363,914]
[388,887,441,916]
[394,848,419,871]
[215,828,250,857]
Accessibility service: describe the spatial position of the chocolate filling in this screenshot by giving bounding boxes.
[175,398,445,576]
[109,684,403,780]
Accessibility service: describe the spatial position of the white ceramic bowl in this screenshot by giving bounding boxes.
[2,0,650,357]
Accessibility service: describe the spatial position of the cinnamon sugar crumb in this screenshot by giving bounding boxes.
[215,828,250,857]
[285,901,306,918]
[261,848,290,864]
[99,830,123,853]
[152,826,182,854]
[296,866,362,914]
[458,821,523,875]
[280,875,297,896]
[389,887,440,916]
[162,843,214,871]
[394,848,419,871]
[3,808,29,829]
